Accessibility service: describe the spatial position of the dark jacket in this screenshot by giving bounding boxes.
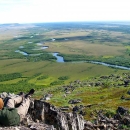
[0,107,20,126]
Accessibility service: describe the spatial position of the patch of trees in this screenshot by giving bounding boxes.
[26,53,56,62]
[101,56,130,68]
[0,73,22,82]
[60,54,95,62]
[50,80,64,86]
[60,53,130,68]
[6,48,56,62]
[99,37,119,43]
[0,80,44,93]
[58,76,69,80]
[55,35,94,42]
[122,42,130,46]
[126,49,130,56]
[13,36,29,40]
[19,47,43,54]
[6,51,25,59]
[37,75,48,80]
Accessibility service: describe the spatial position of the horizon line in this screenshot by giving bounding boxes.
[0,20,130,25]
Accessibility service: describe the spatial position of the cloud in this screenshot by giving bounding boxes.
[0,0,31,5]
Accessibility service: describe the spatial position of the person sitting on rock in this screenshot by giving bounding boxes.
[0,89,35,126]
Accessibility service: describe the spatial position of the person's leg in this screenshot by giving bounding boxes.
[6,96,23,108]
[16,97,31,121]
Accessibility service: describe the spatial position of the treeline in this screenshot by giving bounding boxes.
[101,56,130,68]
[0,73,22,82]
[34,22,130,34]
[54,35,119,43]
[60,54,130,68]
[60,54,95,62]
[27,53,56,62]
[6,51,25,59]
[7,51,56,62]
[4,48,56,62]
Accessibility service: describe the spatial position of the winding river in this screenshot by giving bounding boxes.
[15,47,130,70]
[89,61,130,70]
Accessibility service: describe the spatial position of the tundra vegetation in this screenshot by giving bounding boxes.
[0,22,130,121]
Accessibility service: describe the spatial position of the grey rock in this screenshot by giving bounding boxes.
[29,100,85,130]
[68,99,82,104]
[117,106,129,115]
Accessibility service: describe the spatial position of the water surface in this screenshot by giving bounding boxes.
[52,53,64,63]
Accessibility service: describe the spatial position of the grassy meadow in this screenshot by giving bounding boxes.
[0,22,130,120]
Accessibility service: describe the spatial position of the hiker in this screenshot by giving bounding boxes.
[0,89,35,126]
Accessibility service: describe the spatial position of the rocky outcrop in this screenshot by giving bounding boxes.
[29,100,85,130]
[27,102,130,130]
[28,100,130,130]
[0,98,85,130]
[1,97,130,130]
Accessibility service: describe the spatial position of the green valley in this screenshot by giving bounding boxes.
[0,22,130,121]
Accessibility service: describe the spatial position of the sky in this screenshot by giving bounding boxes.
[0,0,130,23]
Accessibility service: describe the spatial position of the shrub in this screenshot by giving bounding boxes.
[50,80,64,86]
[58,76,69,80]
[37,75,48,80]
[0,73,22,82]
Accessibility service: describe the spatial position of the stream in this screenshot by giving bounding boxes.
[52,52,64,63]
[89,61,130,70]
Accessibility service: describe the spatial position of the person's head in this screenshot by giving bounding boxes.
[0,98,4,110]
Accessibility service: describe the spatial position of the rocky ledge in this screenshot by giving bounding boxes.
[0,98,130,130]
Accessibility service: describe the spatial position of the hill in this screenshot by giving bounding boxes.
[0,73,130,130]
